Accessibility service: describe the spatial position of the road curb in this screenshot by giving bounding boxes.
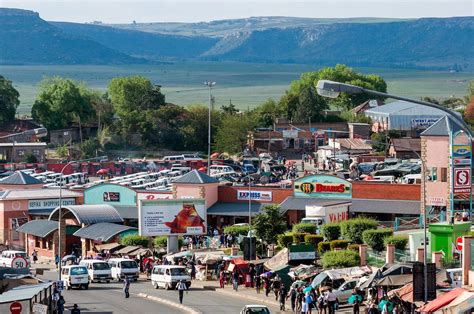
[214,288,281,308]
[136,292,202,314]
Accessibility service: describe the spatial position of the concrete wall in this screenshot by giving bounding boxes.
[175,183,218,209]
[352,182,420,200]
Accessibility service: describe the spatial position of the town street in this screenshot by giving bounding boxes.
[40,270,281,313]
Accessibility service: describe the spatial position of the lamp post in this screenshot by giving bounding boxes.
[248,172,252,260]
[57,156,106,281]
[315,80,470,303]
[204,81,216,175]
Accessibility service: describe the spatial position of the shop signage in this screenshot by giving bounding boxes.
[427,197,446,206]
[452,145,471,158]
[453,158,471,166]
[453,167,471,194]
[282,130,298,138]
[139,199,206,236]
[237,190,272,201]
[28,198,75,210]
[294,175,352,198]
[103,192,120,202]
[137,193,172,201]
[288,244,316,261]
[32,303,48,314]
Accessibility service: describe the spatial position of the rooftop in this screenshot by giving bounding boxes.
[173,170,218,184]
[0,189,81,200]
[364,100,457,117]
[0,171,43,185]
[390,138,421,152]
[0,142,47,147]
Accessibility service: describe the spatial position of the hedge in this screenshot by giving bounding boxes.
[120,234,149,247]
[224,225,250,236]
[322,250,360,268]
[340,218,378,244]
[330,240,350,250]
[304,234,324,247]
[154,236,184,249]
[293,233,308,244]
[348,244,360,252]
[321,223,341,241]
[384,236,408,251]
[292,223,317,234]
[318,241,331,253]
[362,228,393,252]
[277,234,294,248]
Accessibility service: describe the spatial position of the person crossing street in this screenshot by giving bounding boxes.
[176,280,188,304]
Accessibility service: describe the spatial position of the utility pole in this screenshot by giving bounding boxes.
[204,81,216,174]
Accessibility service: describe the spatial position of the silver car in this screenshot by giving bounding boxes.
[334,280,358,303]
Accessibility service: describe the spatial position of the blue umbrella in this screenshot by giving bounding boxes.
[378,300,393,312]
[348,294,362,305]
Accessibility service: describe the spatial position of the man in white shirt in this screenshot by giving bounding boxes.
[325,288,338,314]
[176,280,188,304]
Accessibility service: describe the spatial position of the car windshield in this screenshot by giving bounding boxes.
[170,268,187,276]
[70,267,88,275]
[120,261,138,269]
[15,253,27,258]
[247,307,270,314]
[93,263,110,270]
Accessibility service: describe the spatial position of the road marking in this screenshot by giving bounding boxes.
[136,292,202,314]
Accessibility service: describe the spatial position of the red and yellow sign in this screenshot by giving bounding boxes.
[294,175,352,198]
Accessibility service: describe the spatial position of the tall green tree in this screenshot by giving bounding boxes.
[252,205,287,245]
[0,75,19,125]
[31,77,94,131]
[253,98,282,127]
[181,105,221,151]
[214,113,256,154]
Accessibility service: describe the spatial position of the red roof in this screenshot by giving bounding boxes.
[418,288,467,313]
[231,258,248,266]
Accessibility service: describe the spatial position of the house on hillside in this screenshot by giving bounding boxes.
[389,138,421,159]
[0,119,43,143]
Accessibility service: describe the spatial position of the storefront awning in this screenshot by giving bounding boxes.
[16,220,58,238]
[94,242,123,252]
[207,202,263,217]
[49,204,123,224]
[279,197,351,214]
[351,199,420,215]
[116,246,141,255]
[73,223,137,242]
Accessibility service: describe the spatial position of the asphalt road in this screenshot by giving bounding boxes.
[40,271,280,314]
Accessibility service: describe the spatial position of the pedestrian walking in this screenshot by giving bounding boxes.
[348,289,362,314]
[325,288,337,314]
[32,250,38,264]
[232,270,239,291]
[288,286,297,313]
[264,277,271,297]
[176,280,187,304]
[123,276,130,298]
[57,295,65,314]
[303,292,313,314]
[255,274,261,294]
[70,304,81,314]
[219,270,225,288]
[318,293,327,314]
[279,283,287,311]
[271,275,281,301]
[55,254,60,269]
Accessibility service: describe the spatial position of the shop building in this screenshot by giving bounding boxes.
[0,171,44,190]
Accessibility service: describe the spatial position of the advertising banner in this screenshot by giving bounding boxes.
[453,167,471,194]
[137,193,172,201]
[103,192,120,202]
[452,145,471,158]
[139,199,206,236]
[237,190,272,201]
[294,175,352,198]
[288,244,316,261]
[411,118,439,128]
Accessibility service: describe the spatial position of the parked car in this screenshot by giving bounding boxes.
[151,265,191,290]
[108,258,139,281]
[240,305,271,314]
[0,250,30,267]
[334,279,359,303]
[79,259,112,283]
[61,265,90,290]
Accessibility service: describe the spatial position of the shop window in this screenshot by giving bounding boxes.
[429,167,438,181]
[440,168,447,182]
[17,149,25,157]
[32,149,40,156]
[11,230,19,241]
[35,236,41,247]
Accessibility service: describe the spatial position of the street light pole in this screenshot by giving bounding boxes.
[204,81,216,175]
[315,80,467,303]
[248,173,252,260]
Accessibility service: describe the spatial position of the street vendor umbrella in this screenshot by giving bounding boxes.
[96,168,108,175]
[303,286,312,293]
[261,271,273,277]
[210,152,220,159]
[198,167,207,172]
[291,280,305,289]
[348,294,363,305]
[378,300,394,312]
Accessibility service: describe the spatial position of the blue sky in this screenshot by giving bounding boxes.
[2,0,473,23]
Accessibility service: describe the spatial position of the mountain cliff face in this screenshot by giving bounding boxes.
[1,8,473,70]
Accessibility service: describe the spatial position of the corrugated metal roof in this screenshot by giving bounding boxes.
[390,138,421,152]
[420,116,463,136]
[113,205,138,219]
[48,204,123,224]
[173,170,218,184]
[351,199,420,214]
[16,219,58,237]
[337,138,372,151]
[0,189,81,200]
[73,223,136,242]
[116,246,141,254]
[207,202,263,216]
[0,171,42,185]
[0,281,53,303]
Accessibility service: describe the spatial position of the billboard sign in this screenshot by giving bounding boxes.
[453,167,471,194]
[237,190,272,201]
[294,175,352,198]
[452,145,471,158]
[411,118,439,128]
[139,199,206,236]
[137,193,172,201]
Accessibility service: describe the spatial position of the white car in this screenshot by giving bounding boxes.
[240,305,271,314]
[79,259,112,283]
[108,258,139,281]
[61,265,90,290]
[151,265,191,290]
[0,250,30,267]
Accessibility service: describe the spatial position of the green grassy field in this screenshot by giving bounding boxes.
[1,62,472,115]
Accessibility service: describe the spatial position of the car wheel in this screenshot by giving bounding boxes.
[152,281,158,289]
[106,280,110,283]
[165,283,170,290]
[84,284,89,290]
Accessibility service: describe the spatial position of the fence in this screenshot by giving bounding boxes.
[367,248,385,267]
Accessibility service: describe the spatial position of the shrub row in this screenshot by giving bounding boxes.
[292,223,317,234]
[320,222,341,241]
[322,250,360,268]
[384,235,408,250]
[362,228,393,252]
[317,240,351,253]
[340,218,378,244]
[223,225,250,236]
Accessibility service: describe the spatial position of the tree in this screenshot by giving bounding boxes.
[31,77,94,131]
[221,102,238,116]
[371,132,388,153]
[56,144,69,159]
[181,105,221,151]
[464,97,474,124]
[252,205,287,244]
[0,75,19,125]
[253,99,283,127]
[214,113,256,154]
[80,138,99,158]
